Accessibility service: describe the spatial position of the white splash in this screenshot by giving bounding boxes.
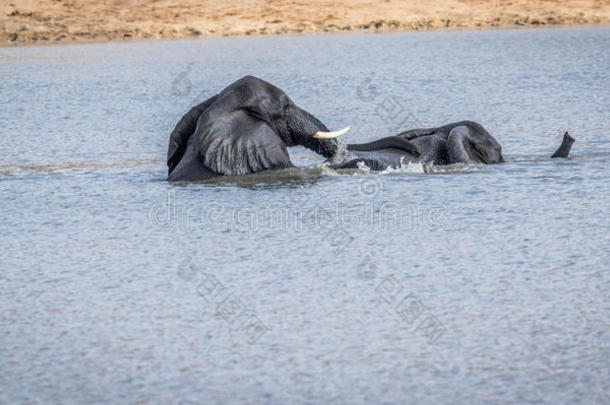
[379,158,427,174]
[356,161,371,173]
[318,163,341,176]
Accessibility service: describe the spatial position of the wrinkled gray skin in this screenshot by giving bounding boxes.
[167,75,338,181]
[332,121,505,170]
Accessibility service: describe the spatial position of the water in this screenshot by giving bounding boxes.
[1,28,609,404]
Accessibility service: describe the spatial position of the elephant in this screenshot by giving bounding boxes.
[167,75,349,181]
[167,77,575,181]
[330,122,574,171]
[330,121,504,170]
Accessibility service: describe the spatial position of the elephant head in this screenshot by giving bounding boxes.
[167,75,349,181]
[445,122,504,164]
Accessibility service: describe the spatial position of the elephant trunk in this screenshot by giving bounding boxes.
[287,105,341,159]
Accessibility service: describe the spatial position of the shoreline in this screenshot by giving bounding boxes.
[2,0,609,47]
[2,23,609,48]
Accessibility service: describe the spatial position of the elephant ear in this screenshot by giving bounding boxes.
[196,85,292,176]
[167,94,219,174]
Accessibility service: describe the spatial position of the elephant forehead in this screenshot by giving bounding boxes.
[228,76,286,101]
[212,81,288,122]
[215,83,257,108]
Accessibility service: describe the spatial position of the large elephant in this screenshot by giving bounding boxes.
[331,121,505,170]
[167,76,349,181]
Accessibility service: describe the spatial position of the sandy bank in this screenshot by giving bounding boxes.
[1,0,609,45]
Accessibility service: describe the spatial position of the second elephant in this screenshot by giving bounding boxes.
[333,121,504,170]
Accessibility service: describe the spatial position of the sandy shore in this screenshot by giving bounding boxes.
[2,0,609,45]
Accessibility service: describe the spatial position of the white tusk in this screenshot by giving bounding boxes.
[313,126,350,139]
